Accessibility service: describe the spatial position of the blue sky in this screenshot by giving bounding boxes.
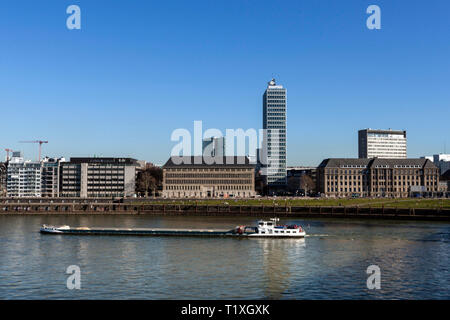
[0,0,449,166]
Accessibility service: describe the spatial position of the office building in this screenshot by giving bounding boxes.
[162,156,255,198]
[202,137,226,157]
[60,157,137,198]
[440,170,450,196]
[41,157,66,197]
[6,151,42,197]
[358,129,407,159]
[263,78,287,186]
[317,158,439,198]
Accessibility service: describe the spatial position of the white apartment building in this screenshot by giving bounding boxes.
[6,151,42,197]
[358,129,407,159]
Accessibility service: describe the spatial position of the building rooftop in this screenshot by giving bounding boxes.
[69,157,137,165]
[267,78,284,89]
[359,128,406,135]
[163,156,253,168]
[318,158,437,169]
[318,158,372,168]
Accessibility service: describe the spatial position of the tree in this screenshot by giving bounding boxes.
[136,166,163,197]
[299,175,315,196]
[287,175,301,194]
[0,163,7,197]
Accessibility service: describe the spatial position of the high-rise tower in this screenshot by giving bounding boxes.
[262,78,287,186]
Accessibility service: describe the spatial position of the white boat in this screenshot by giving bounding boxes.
[40,224,70,234]
[234,218,306,237]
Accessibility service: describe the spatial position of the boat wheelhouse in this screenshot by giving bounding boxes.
[234,218,306,237]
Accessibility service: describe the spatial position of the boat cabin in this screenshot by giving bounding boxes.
[255,218,303,236]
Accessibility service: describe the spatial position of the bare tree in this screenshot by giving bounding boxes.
[287,175,300,193]
[299,175,315,195]
[136,166,163,197]
[0,163,6,197]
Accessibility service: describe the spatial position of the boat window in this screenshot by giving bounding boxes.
[274,230,278,233]
[267,223,273,226]
[281,231,284,233]
[286,231,290,233]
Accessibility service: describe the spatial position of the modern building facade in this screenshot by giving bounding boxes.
[358,129,407,159]
[60,157,137,198]
[6,152,42,197]
[263,78,287,186]
[317,158,439,198]
[162,156,255,198]
[202,137,226,157]
[41,157,66,197]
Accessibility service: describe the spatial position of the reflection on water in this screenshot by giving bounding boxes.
[0,215,449,299]
[258,238,306,299]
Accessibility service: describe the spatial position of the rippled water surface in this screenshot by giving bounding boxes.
[0,215,449,299]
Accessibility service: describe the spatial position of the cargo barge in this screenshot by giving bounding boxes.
[40,225,235,236]
[40,218,306,238]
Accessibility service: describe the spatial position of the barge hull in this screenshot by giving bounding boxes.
[40,228,305,238]
[40,228,235,237]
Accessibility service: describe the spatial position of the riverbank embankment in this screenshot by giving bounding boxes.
[1,202,450,221]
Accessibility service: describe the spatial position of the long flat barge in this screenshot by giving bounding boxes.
[40,225,236,237]
[40,219,306,237]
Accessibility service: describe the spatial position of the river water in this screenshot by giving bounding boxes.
[0,215,449,299]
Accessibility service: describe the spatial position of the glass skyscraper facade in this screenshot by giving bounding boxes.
[262,79,287,186]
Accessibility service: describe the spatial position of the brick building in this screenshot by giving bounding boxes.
[162,156,255,198]
[317,158,439,198]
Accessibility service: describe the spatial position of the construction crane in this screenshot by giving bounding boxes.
[19,140,48,161]
[4,148,14,162]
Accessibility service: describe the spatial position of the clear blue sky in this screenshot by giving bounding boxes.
[0,0,449,166]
